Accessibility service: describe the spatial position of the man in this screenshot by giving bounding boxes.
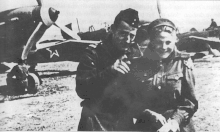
[7,58,29,96]
[207,19,218,37]
[209,18,217,29]
[76,8,141,131]
[209,19,219,37]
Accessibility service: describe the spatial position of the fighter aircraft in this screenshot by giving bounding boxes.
[0,0,100,97]
[0,0,100,62]
[0,0,60,63]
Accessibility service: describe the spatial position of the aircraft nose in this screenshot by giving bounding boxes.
[40,7,59,27]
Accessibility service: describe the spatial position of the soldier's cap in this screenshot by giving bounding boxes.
[114,8,139,28]
[147,18,176,34]
[147,18,177,40]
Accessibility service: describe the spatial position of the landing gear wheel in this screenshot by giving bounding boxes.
[28,73,40,94]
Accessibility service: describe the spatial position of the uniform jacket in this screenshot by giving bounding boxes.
[109,47,198,132]
[76,34,142,131]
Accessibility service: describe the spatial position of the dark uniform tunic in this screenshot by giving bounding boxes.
[210,21,217,28]
[108,47,198,132]
[76,34,142,131]
[76,33,197,131]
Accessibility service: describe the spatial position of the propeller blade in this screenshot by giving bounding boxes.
[36,0,43,6]
[54,21,81,40]
[22,22,48,60]
[157,0,162,18]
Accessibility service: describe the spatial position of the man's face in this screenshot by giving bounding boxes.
[151,32,177,59]
[112,21,137,52]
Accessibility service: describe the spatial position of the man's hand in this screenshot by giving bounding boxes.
[157,119,180,132]
[144,109,167,128]
[111,55,131,74]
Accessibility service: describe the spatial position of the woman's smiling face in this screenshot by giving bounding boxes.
[151,31,177,59]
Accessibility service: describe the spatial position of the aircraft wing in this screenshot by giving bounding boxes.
[176,30,220,52]
[188,36,220,50]
[36,39,99,50]
[27,39,100,64]
[189,36,220,43]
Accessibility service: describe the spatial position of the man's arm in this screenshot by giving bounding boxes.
[75,49,118,99]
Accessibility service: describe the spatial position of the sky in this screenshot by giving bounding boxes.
[1,0,220,35]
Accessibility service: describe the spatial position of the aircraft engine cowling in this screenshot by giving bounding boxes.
[32,6,59,27]
[21,6,59,60]
[0,6,59,26]
[0,6,59,62]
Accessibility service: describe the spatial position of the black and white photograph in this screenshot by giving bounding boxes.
[0,0,220,131]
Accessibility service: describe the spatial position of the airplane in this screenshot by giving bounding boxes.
[0,0,60,63]
[0,0,101,68]
[1,0,220,95]
[31,0,220,64]
[0,0,61,98]
[0,0,100,97]
[24,0,220,67]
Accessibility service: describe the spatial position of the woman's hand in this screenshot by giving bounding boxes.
[144,109,167,128]
[157,119,180,132]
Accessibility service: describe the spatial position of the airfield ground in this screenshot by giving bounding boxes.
[0,60,220,131]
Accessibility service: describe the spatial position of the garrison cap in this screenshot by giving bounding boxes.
[147,18,176,34]
[147,18,177,40]
[114,8,139,28]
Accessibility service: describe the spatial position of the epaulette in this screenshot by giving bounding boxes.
[85,44,99,56]
[88,43,99,49]
[175,51,194,69]
[183,57,194,70]
[179,52,191,59]
[86,42,101,50]
[85,42,102,54]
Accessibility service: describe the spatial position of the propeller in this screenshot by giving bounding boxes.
[22,6,59,60]
[54,22,81,40]
[22,22,48,60]
[21,1,85,60]
[36,0,43,6]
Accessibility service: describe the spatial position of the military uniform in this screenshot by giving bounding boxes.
[76,33,143,130]
[106,47,198,131]
[76,8,141,131]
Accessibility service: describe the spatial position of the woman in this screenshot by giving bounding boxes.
[120,18,198,132]
[91,18,198,131]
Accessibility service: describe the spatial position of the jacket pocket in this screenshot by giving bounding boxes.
[166,72,183,91]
